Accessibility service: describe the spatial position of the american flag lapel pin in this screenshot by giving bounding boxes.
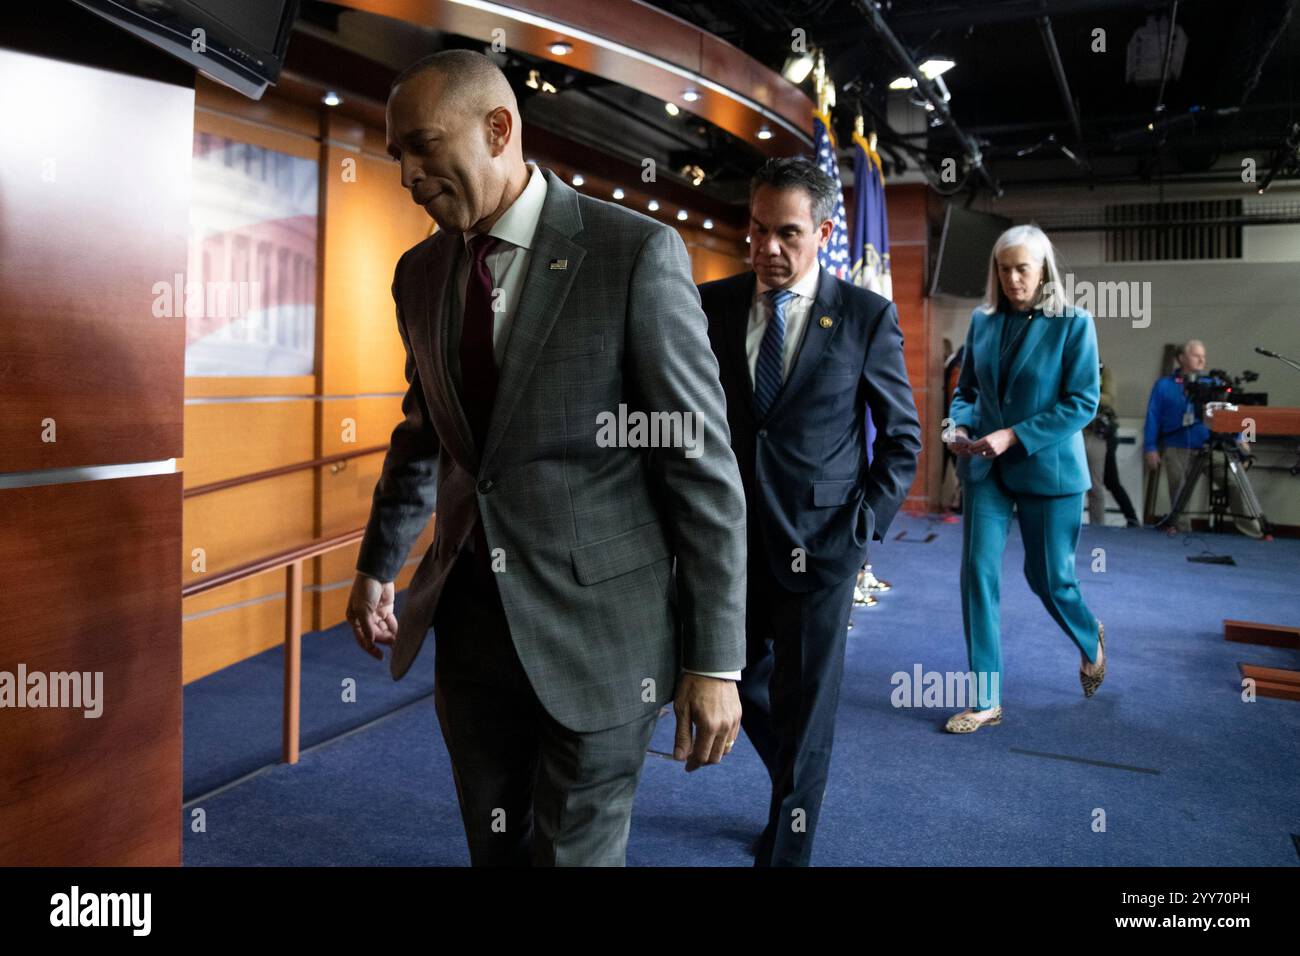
[549,258,568,270]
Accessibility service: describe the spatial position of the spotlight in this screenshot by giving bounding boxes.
[322,91,342,106]
[676,210,688,221]
[782,54,814,84]
[550,41,573,56]
[613,187,625,200]
[648,199,660,211]
[682,88,700,102]
[571,174,584,186]
[757,125,773,140]
[703,219,714,230]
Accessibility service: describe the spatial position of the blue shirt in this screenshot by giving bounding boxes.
[1143,374,1209,452]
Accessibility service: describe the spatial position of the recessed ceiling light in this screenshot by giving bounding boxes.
[757,125,773,140]
[322,91,342,106]
[681,88,699,102]
[550,41,573,56]
[664,102,680,116]
[676,210,688,221]
[612,187,625,199]
[571,174,584,186]
[647,199,660,211]
[782,54,814,84]
[703,219,714,230]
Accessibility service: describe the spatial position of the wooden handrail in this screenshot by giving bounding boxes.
[183,444,387,498]
[182,525,373,765]
[181,526,367,598]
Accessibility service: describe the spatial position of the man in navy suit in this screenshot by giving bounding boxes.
[698,157,921,866]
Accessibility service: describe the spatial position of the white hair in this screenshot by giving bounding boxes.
[979,223,1072,316]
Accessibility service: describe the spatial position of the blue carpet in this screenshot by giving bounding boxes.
[183,518,1300,865]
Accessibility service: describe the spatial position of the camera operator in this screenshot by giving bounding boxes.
[1143,339,1261,536]
[1144,340,1209,532]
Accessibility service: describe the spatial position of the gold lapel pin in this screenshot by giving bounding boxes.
[819,316,833,328]
[549,258,568,270]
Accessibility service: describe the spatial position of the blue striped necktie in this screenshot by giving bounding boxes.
[755,288,795,418]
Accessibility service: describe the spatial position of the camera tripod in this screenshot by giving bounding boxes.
[1156,434,1271,537]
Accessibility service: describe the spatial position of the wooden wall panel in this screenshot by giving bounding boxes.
[0,474,181,865]
[319,130,433,399]
[182,472,316,587]
[0,48,188,472]
[884,185,936,514]
[180,399,316,488]
[184,592,294,683]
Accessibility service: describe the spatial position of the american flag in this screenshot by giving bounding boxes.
[813,110,851,280]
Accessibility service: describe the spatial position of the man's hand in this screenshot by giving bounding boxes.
[948,425,974,456]
[347,573,398,660]
[1145,450,1161,471]
[969,426,1018,459]
[672,673,742,772]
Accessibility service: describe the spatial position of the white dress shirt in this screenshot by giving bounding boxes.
[446,163,738,682]
[747,261,822,386]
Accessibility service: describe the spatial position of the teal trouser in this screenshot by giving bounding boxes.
[960,467,1100,710]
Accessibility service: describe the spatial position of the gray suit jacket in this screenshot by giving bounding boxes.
[356,167,748,733]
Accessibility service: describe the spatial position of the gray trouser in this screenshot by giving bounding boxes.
[1162,445,1194,531]
[432,554,658,866]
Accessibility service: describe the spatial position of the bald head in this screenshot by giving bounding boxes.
[386,50,528,235]
[391,50,519,118]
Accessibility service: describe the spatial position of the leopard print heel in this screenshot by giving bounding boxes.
[1081,620,1106,698]
[944,706,1003,733]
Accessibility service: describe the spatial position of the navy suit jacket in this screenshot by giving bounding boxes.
[948,305,1100,495]
[699,268,922,593]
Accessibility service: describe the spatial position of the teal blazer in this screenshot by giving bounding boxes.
[948,305,1099,496]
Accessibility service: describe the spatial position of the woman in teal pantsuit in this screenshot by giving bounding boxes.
[944,224,1106,733]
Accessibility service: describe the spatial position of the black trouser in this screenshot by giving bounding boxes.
[1103,433,1138,522]
[431,554,657,866]
[738,556,859,867]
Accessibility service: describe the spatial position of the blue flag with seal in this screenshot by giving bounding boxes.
[851,126,892,300]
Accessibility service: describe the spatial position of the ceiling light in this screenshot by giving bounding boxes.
[676,210,688,221]
[757,125,773,140]
[919,58,955,79]
[703,219,714,230]
[782,54,814,84]
[889,76,917,91]
[571,174,584,186]
[681,88,699,102]
[550,41,573,56]
[612,187,625,199]
[647,199,659,211]
[664,102,680,116]
[322,91,342,106]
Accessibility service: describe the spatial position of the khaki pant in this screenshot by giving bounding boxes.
[1084,431,1107,525]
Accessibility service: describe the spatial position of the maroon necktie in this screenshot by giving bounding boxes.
[459,233,500,452]
[458,233,499,585]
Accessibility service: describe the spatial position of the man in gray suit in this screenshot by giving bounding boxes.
[345,50,747,866]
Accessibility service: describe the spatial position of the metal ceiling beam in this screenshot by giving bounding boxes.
[849,0,1003,196]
